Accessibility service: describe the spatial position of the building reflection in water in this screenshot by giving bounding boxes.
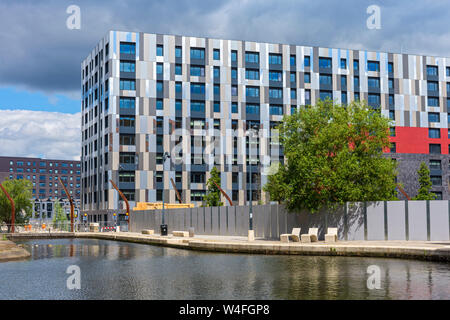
[11,239,450,300]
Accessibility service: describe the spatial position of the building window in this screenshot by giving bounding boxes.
[190,65,205,77]
[388,62,394,73]
[119,79,135,90]
[213,66,220,79]
[175,64,182,75]
[119,115,135,127]
[231,68,238,80]
[390,142,396,153]
[427,65,438,76]
[341,75,347,87]
[290,55,296,66]
[428,112,440,123]
[319,57,332,68]
[367,61,380,72]
[305,89,311,105]
[269,88,283,99]
[246,86,260,98]
[269,53,282,65]
[429,128,440,139]
[231,102,238,113]
[388,78,394,89]
[389,110,395,120]
[246,104,260,114]
[341,92,347,104]
[304,56,310,67]
[190,101,205,113]
[190,83,205,94]
[319,91,332,101]
[430,176,442,186]
[175,46,182,58]
[231,50,237,62]
[213,49,220,60]
[427,81,439,91]
[269,105,283,116]
[390,127,396,137]
[156,62,163,75]
[213,84,220,95]
[231,85,238,96]
[175,82,182,93]
[120,61,135,72]
[119,134,135,146]
[156,99,163,110]
[368,93,381,108]
[429,144,441,154]
[120,42,135,54]
[340,58,347,69]
[304,73,311,83]
[245,52,259,63]
[354,60,359,73]
[245,69,259,80]
[190,48,205,59]
[433,192,442,200]
[214,102,220,113]
[269,71,282,82]
[156,81,163,92]
[368,77,380,88]
[291,89,297,99]
[319,74,332,85]
[156,44,164,56]
[354,76,360,89]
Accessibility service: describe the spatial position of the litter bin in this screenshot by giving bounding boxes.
[160,224,168,236]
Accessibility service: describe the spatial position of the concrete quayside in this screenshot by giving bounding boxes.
[4,232,450,262]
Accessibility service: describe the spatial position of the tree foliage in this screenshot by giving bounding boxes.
[264,99,398,212]
[413,162,436,200]
[0,179,33,226]
[203,167,223,207]
[53,201,69,230]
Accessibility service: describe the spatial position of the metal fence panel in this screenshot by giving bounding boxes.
[408,201,427,240]
[366,201,385,240]
[387,201,406,240]
[430,200,449,241]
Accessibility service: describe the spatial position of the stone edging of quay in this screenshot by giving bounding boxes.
[4,232,450,262]
[0,240,31,262]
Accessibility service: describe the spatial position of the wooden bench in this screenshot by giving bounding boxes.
[141,229,154,235]
[280,228,301,243]
[173,231,189,237]
[301,228,319,243]
[325,228,338,243]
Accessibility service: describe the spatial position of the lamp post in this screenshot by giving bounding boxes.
[246,124,259,241]
[160,152,170,236]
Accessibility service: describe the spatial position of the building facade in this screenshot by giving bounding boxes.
[81,30,450,216]
[0,156,82,222]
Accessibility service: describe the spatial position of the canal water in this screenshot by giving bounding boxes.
[0,238,449,300]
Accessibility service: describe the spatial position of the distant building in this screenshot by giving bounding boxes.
[0,156,82,224]
[0,156,81,200]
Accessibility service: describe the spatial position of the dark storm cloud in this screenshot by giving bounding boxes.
[0,0,450,98]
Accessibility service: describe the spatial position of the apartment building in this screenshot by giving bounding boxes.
[81,30,450,218]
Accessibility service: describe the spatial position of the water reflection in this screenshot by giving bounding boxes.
[0,239,448,300]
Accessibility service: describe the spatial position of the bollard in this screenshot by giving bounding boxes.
[189,227,195,237]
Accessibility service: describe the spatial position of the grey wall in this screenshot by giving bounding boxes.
[129,201,450,241]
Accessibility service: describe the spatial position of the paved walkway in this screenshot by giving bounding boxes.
[5,232,450,262]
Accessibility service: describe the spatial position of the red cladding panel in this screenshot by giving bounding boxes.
[388,127,449,154]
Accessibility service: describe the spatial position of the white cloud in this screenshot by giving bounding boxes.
[0,110,81,161]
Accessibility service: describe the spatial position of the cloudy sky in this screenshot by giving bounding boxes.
[1,0,450,160]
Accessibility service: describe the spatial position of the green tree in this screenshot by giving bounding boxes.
[0,179,33,231]
[203,167,223,207]
[413,162,436,200]
[52,201,69,230]
[264,99,398,212]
